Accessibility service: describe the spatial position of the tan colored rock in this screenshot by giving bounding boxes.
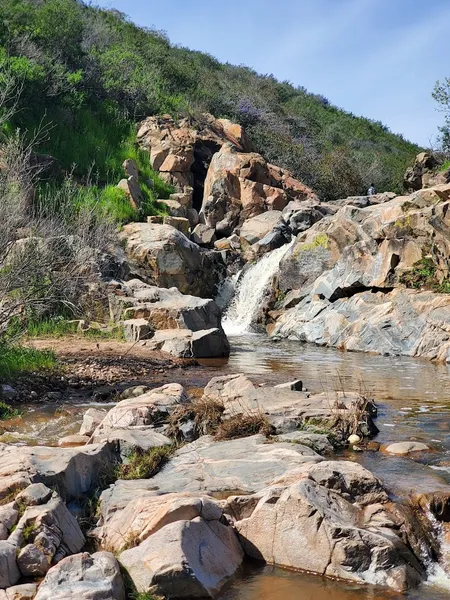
[58,435,89,448]
[79,408,106,437]
[117,176,143,210]
[239,211,284,246]
[158,198,186,217]
[122,158,139,179]
[119,517,243,599]
[119,223,224,298]
[5,583,37,600]
[123,318,153,343]
[191,223,216,246]
[163,216,190,235]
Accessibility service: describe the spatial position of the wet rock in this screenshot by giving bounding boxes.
[0,386,17,402]
[34,552,125,600]
[274,379,303,391]
[79,408,106,437]
[119,517,243,598]
[384,441,430,455]
[226,474,423,592]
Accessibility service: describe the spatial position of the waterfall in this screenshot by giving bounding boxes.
[222,239,295,335]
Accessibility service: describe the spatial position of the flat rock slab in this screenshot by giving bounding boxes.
[92,426,171,456]
[203,373,364,423]
[148,434,323,496]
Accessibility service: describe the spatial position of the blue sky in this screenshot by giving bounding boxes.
[95,0,450,147]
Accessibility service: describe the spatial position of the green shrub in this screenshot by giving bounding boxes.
[0,400,20,420]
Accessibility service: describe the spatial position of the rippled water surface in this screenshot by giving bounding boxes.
[4,334,450,599]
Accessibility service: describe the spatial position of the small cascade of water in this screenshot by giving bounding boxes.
[222,239,295,335]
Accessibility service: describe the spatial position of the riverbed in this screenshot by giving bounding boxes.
[3,334,450,598]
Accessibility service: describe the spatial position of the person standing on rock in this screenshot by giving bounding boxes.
[367,183,376,196]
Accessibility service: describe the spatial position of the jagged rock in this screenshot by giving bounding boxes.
[0,505,18,541]
[117,176,143,209]
[225,471,424,592]
[0,443,116,502]
[119,517,243,599]
[92,383,188,438]
[142,328,230,358]
[384,442,430,455]
[79,409,106,437]
[146,215,163,224]
[110,279,222,332]
[34,552,125,600]
[123,318,153,343]
[119,223,224,298]
[191,223,216,247]
[404,152,438,192]
[17,484,52,507]
[271,185,450,361]
[163,216,190,235]
[170,190,193,208]
[200,144,317,236]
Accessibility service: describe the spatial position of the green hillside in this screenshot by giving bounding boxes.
[0,0,421,205]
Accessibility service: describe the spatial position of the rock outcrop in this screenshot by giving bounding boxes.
[269,183,450,361]
[224,463,426,592]
[404,152,450,192]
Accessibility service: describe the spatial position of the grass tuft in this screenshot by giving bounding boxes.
[214,413,273,441]
[167,398,224,441]
[117,446,175,481]
[0,344,58,380]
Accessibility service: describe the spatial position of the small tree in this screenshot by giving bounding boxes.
[433,78,450,151]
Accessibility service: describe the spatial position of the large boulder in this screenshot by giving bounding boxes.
[119,516,243,599]
[225,470,425,592]
[0,443,116,502]
[239,211,285,246]
[142,328,230,358]
[200,145,317,236]
[110,279,222,332]
[119,223,224,298]
[34,552,125,600]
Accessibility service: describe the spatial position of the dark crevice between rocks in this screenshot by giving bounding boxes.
[328,285,395,303]
[191,140,221,211]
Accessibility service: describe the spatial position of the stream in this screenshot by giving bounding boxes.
[2,334,450,599]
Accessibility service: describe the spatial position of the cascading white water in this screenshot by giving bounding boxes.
[222,239,295,335]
